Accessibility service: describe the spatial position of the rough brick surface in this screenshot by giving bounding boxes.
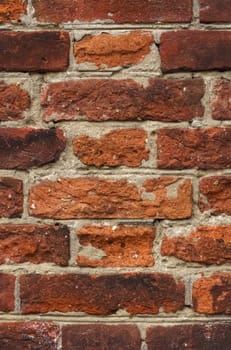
[0,178,23,218]
[0,31,69,72]
[0,81,30,121]
[29,177,192,219]
[160,31,231,72]
[161,226,231,265]
[200,0,231,23]
[73,129,149,167]
[0,128,66,169]
[0,224,69,266]
[20,273,185,314]
[74,31,153,68]
[41,79,204,122]
[146,323,231,350]
[0,0,27,22]
[212,79,231,120]
[32,0,192,24]
[193,273,231,314]
[62,324,141,350]
[157,128,231,169]
[77,225,155,267]
[0,322,59,350]
[0,274,15,312]
[199,176,231,215]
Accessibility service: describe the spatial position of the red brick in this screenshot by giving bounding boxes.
[0,128,66,169]
[160,31,231,72]
[0,274,15,312]
[74,31,153,68]
[161,226,231,265]
[157,128,231,169]
[62,324,141,350]
[200,0,231,23]
[29,177,192,220]
[146,324,231,350]
[77,225,155,267]
[32,0,192,24]
[73,129,149,167]
[0,322,59,350]
[199,176,231,215]
[0,81,30,121]
[0,178,23,218]
[41,79,204,122]
[193,273,231,314]
[20,273,185,314]
[0,224,69,266]
[0,31,69,72]
[0,0,27,22]
[212,80,231,120]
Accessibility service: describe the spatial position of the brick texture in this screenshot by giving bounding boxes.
[29,177,192,219]
[200,0,231,23]
[0,0,27,22]
[0,274,15,312]
[0,178,23,218]
[212,79,231,120]
[41,79,204,122]
[20,273,185,314]
[77,225,155,267]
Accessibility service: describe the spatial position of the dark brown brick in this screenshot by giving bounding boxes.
[0,224,70,266]
[0,0,27,23]
[146,323,231,350]
[200,0,231,23]
[212,79,231,120]
[193,273,231,314]
[29,177,192,220]
[62,324,141,350]
[0,31,69,72]
[0,322,59,350]
[0,274,15,311]
[0,178,23,218]
[160,31,231,72]
[199,176,231,215]
[0,128,66,169]
[42,79,204,122]
[73,129,149,167]
[77,225,155,267]
[0,81,30,121]
[32,0,192,24]
[161,225,231,265]
[157,128,231,169]
[20,273,185,315]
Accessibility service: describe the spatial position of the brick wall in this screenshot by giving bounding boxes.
[0,0,230,348]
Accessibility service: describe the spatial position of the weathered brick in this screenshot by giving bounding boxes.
[77,225,155,267]
[41,79,204,122]
[62,324,141,350]
[0,178,23,218]
[160,31,231,72]
[0,322,59,350]
[0,274,15,312]
[20,273,185,314]
[73,129,149,167]
[199,176,231,215]
[157,128,231,169]
[200,0,231,23]
[0,0,27,22]
[146,323,231,350]
[212,80,231,120]
[74,31,153,68]
[0,81,30,121]
[32,0,192,24]
[161,226,231,265]
[0,224,69,266]
[0,128,66,169]
[193,273,231,314]
[0,31,69,72]
[29,177,192,219]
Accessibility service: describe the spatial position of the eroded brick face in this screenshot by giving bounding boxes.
[212,79,231,120]
[0,178,23,218]
[0,0,27,22]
